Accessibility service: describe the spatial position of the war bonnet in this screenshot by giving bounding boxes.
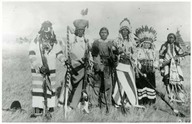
[119,18,132,33]
[135,25,157,46]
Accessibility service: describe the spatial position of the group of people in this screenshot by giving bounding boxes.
[28,16,189,118]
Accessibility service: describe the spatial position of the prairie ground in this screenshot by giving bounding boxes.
[2,42,191,122]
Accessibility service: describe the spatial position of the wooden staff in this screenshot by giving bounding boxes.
[135,65,186,117]
[39,40,52,120]
[63,26,71,119]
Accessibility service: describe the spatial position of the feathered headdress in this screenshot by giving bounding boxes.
[119,18,132,33]
[135,25,157,45]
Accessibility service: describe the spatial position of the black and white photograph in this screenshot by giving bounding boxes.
[2,1,191,122]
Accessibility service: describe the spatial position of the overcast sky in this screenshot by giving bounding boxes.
[2,1,191,49]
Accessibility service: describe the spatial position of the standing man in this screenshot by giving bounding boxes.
[91,27,116,111]
[135,26,158,105]
[112,18,139,108]
[58,18,90,113]
[29,21,66,117]
[159,33,189,103]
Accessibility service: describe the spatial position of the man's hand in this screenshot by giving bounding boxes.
[65,59,70,65]
[153,61,159,69]
[114,60,119,68]
[40,66,49,75]
[137,62,142,69]
[99,64,105,72]
[65,59,77,66]
[33,63,41,73]
[160,69,165,76]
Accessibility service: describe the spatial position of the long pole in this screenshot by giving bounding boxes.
[39,41,52,120]
[135,66,186,117]
[64,26,71,119]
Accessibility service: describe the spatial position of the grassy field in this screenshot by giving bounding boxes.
[2,42,191,122]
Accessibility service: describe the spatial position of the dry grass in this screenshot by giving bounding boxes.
[2,42,191,122]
